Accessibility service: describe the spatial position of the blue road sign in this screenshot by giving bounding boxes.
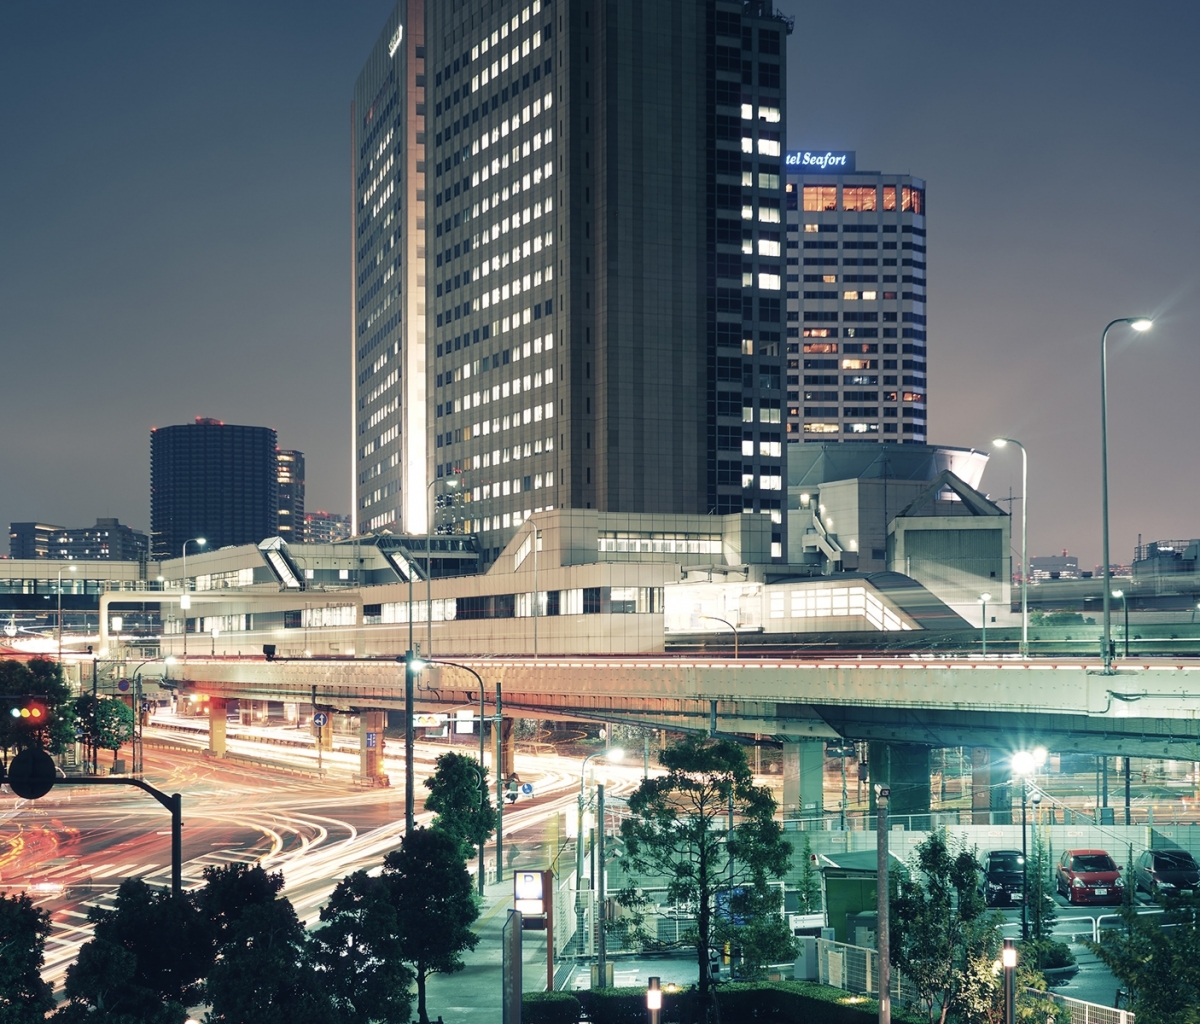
[313,712,329,727]
[117,679,130,692]
[366,731,377,749]
[520,782,533,796]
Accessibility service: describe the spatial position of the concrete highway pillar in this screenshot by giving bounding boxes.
[359,710,387,784]
[207,698,228,757]
[781,739,825,820]
[971,747,1012,824]
[867,743,932,818]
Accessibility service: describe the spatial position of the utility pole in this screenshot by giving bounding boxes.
[494,681,504,882]
[876,785,891,1024]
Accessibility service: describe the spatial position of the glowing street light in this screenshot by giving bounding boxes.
[1100,317,1152,673]
[1012,747,1047,940]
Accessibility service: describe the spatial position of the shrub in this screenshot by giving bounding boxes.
[523,989,583,1023]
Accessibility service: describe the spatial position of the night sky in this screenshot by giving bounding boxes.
[2,1,1197,568]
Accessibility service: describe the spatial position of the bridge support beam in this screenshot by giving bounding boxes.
[971,747,1012,824]
[868,742,932,816]
[207,698,228,757]
[359,710,388,785]
[781,739,824,820]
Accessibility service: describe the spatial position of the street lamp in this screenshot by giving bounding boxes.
[57,564,77,661]
[576,747,624,958]
[1002,938,1017,1024]
[180,537,206,660]
[699,614,740,659]
[979,593,992,657]
[1011,747,1047,941]
[401,651,427,832]
[1101,317,1153,673]
[426,478,459,657]
[647,977,662,1024]
[424,659,492,895]
[992,438,1028,657]
[1112,589,1129,658]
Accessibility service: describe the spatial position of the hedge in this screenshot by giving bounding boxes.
[575,981,924,1024]
[523,990,584,1023]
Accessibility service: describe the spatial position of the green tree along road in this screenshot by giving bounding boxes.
[75,695,135,768]
[617,737,795,1019]
[423,751,498,863]
[1089,889,1200,1024]
[0,892,55,1024]
[0,658,76,754]
[385,827,481,1024]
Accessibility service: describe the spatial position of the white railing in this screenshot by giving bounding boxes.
[1033,989,1133,1024]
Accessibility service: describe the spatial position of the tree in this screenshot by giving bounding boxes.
[423,751,497,863]
[1087,888,1200,1024]
[0,657,75,754]
[1024,828,1074,972]
[383,827,480,1024]
[890,829,998,1024]
[0,892,55,1024]
[797,833,822,913]
[76,695,134,768]
[956,927,1059,1024]
[199,865,330,1024]
[55,878,207,1024]
[309,870,414,1024]
[616,737,794,1017]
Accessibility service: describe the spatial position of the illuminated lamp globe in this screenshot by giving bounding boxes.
[1011,750,1038,776]
[1130,319,1153,332]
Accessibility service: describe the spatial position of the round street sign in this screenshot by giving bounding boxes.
[118,679,130,692]
[313,712,329,727]
[520,782,534,796]
[7,748,56,800]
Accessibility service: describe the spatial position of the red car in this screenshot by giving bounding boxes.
[1056,849,1124,905]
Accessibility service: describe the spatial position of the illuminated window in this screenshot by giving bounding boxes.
[902,186,924,214]
[843,291,859,300]
[804,223,819,234]
[803,342,837,353]
[758,272,781,290]
[903,392,925,403]
[803,186,837,212]
[804,422,840,434]
[883,186,897,211]
[842,186,877,212]
[842,358,875,370]
[758,106,781,123]
[758,171,780,190]
[757,137,781,157]
[758,238,781,256]
[862,291,877,300]
[803,328,838,338]
[822,274,836,283]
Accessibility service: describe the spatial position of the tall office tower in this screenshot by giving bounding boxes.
[304,510,352,544]
[276,450,305,543]
[352,2,427,537]
[422,0,790,562]
[784,152,928,446]
[150,418,278,558]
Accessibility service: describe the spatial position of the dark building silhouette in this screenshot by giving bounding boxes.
[9,519,148,561]
[151,418,278,558]
[276,450,305,543]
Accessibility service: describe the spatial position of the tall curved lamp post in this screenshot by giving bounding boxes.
[699,614,740,659]
[180,537,206,659]
[1100,317,1152,673]
[992,438,1028,657]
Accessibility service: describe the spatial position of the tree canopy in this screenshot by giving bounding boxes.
[0,658,75,753]
[0,892,55,1024]
[617,736,795,1014]
[423,751,497,863]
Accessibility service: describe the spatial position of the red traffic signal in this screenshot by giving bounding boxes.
[8,698,48,725]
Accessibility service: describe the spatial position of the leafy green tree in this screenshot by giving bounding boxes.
[616,737,794,1017]
[797,833,822,913]
[76,696,134,768]
[423,751,497,863]
[0,657,75,754]
[1024,828,1074,972]
[890,829,998,1024]
[0,892,55,1023]
[956,927,1059,1024]
[383,827,480,1024]
[197,864,330,1024]
[309,870,414,1024]
[1087,888,1200,1024]
[55,878,207,1024]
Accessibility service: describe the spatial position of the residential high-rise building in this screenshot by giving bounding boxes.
[276,450,305,543]
[420,0,791,563]
[352,1,427,538]
[9,518,148,561]
[784,152,928,446]
[150,418,278,558]
[304,511,352,544]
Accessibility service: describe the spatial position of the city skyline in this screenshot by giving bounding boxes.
[1,0,1197,565]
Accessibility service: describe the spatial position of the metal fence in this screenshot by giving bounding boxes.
[1033,989,1133,1024]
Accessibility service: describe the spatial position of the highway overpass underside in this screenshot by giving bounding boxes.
[179,656,1200,818]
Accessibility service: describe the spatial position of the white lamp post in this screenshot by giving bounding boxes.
[979,593,992,656]
[992,438,1028,656]
[180,537,206,659]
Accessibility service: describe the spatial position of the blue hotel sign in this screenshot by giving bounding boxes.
[785,150,855,173]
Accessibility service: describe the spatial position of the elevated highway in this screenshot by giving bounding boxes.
[177,655,1200,760]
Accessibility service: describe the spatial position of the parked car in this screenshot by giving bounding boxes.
[1055,849,1124,905]
[981,849,1025,906]
[1133,849,1200,895]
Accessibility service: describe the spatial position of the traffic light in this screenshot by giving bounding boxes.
[7,697,48,727]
